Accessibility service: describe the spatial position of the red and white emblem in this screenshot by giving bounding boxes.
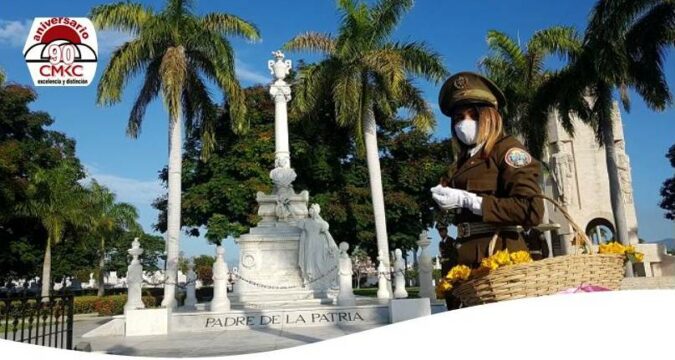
[23,17,98,87]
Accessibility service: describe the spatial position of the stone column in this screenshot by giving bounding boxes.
[393,249,408,299]
[337,242,356,306]
[268,51,297,195]
[417,231,435,300]
[183,258,197,310]
[124,238,145,312]
[210,246,230,312]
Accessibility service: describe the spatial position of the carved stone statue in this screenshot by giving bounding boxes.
[376,250,391,300]
[551,150,575,205]
[615,141,634,203]
[298,204,339,285]
[210,246,230,312]
[337,242,356,306]
[124,238,145,311]
[183,259,197,310]
[393,249,408,299]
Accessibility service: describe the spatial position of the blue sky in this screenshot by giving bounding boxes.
[1,0,673,263]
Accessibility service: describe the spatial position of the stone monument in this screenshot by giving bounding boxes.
[377,251,391,300]
[124,238,145,312]
[231,51,338,305]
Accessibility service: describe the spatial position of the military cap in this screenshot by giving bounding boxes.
[438,71,506,117]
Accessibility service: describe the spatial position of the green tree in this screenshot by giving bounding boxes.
[479,27,581,158]
[659,144,675,220]
[90,0,260,307]
[85,180,141,296]
[282,0,446,269]
[15,162,87,296]
[532,0,674,276]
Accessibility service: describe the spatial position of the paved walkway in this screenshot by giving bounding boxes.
[73,317,380,357]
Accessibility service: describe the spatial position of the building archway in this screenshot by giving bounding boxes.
[585,218,615,245]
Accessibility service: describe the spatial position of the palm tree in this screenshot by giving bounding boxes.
[282,0,446,291]
[479,27,581,158]
[16,162,87,297]
[531,0,674,276]
[90,0,260,307]
[85,180,140,296]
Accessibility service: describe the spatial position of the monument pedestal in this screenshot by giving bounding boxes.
[232,190,337,305]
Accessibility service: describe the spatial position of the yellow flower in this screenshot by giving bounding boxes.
[435,279,453,298]
[625,245,636,254]
[634,252,644,263]
[510,251,533,264]
[480,257,500,271]
[492,250,512,266]
[599,241,626,255]
[446,264,472,282]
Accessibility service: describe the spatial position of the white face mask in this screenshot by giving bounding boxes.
[454,119,477,145]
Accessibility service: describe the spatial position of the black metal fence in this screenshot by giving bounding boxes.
[0,293,74,350]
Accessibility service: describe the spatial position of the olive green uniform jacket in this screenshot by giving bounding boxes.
[448,135,544,268]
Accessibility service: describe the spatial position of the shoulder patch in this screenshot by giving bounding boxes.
[504,147,532,168]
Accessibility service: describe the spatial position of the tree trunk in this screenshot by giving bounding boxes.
[162,114,182,308]
[600,109,634,277]
[41,235,51,297]
[363,107,392,298]
[97,237,105,297]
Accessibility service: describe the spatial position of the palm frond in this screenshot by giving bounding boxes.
[201,13,261,41]
[486,30,527,72]
[387,42,447,82]
[397,78,435,132]
[282,32,336,55]
[97,38,155,106]
[528,26,582,60]
[369,0,413,42]
[90,2,153,33]
[624,1,674,110]
[127,58,162,138]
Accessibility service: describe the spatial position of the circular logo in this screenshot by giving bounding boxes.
[453,76,467,89]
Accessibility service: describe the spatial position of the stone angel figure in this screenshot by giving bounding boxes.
[298,204,339,285]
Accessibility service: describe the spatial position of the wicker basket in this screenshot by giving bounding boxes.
[452,194,626,307]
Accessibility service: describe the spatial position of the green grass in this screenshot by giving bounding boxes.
[354,287,420,298]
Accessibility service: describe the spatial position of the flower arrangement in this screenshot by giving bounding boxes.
[598,241,644,263]
[435,249,533,297]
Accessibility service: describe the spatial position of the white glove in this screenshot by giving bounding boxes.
[431,186,483,215]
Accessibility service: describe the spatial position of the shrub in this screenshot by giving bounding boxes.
[73,294,157,316]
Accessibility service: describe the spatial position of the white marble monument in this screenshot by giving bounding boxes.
[184,259,197,310]
[231,51,338,305]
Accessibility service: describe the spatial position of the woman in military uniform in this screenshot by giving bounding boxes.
[431,72,544,268]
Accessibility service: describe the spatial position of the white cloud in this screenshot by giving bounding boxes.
[0,19,31,47]
[235,58,270,85]
[82,164,164,207]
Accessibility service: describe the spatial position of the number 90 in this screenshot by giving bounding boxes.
[46,43,76,65]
